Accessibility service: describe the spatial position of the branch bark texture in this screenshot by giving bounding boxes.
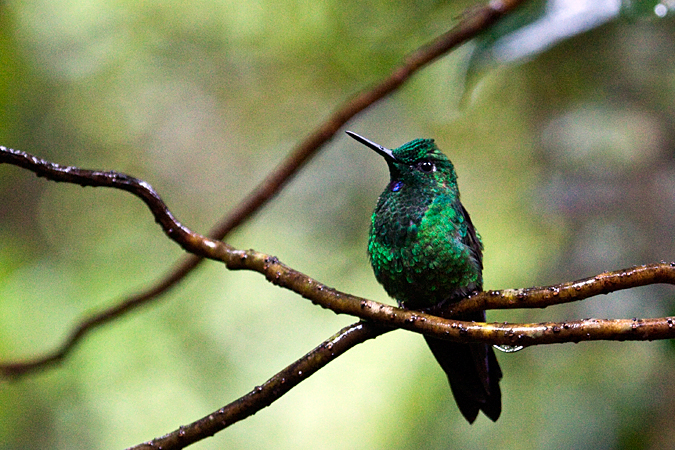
[2,146,675,351]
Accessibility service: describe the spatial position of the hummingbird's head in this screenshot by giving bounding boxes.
[346,131,457,191]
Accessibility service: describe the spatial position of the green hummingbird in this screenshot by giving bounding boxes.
[346,130,502,423]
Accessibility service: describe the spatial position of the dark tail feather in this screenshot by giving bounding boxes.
[423,311,502,423]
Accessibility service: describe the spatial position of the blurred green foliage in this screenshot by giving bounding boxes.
[1,0,675,449]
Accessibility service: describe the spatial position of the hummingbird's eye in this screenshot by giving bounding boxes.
[418,161,435,172]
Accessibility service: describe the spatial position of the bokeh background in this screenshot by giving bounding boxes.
[1,0,675,448]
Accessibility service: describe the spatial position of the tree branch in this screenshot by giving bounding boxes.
[124,316,675,450]
[3,144,675,358]
[448,263,675,314]
[0,0,530,377]
[126,315,675,450]
[126,321,389,450]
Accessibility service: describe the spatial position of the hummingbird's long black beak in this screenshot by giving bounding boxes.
[346,131,396,161]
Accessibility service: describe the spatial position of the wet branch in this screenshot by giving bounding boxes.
[0,0,530,377]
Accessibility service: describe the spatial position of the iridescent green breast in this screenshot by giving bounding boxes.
[368,191,482,309]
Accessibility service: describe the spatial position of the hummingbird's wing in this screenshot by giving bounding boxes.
[460,204,483,272]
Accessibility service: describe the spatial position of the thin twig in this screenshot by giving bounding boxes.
[126,321,389,450]
[0,0,530,377]
[448,263,675,314]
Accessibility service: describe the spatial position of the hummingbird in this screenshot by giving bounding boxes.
[346,130,502,423]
